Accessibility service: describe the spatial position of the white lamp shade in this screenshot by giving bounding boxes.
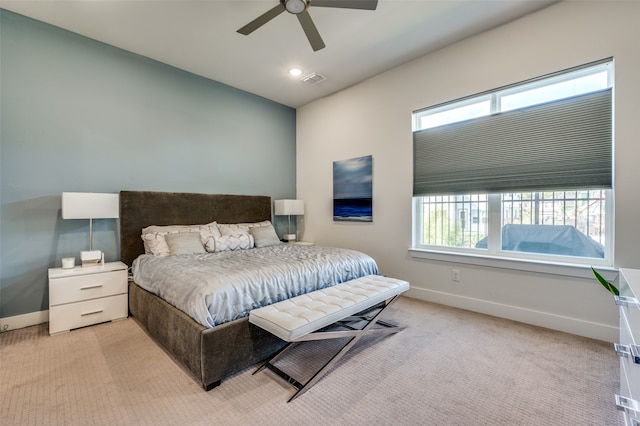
[274,199,304,216]
[62,192,119,219]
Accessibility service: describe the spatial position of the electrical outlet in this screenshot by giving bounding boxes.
[451,269,461,282]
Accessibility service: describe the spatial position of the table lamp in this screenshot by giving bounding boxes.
[274,199,304,242]
[62,192,119,267]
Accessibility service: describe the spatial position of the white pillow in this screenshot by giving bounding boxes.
[217,220,272,236]
[165,232,206,256]
[217,223,250,236]
[141,222,221,256]
[198,222,222,242]
[141,232,173,257]
[205,234,254,252]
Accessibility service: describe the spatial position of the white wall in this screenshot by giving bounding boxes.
[296,1,640,342]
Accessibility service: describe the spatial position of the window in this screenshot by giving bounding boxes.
[412,62,612,131]
[412,59,613,265]
[417,190,609,259]
[418,98,491,130]
[419,194,488,247]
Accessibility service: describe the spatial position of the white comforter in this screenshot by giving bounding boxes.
[132,244,379,328]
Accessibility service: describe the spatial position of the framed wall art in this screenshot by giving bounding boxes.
[333,155,373,222]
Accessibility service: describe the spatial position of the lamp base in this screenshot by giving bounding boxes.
[283,233,297,242]
[81,250,104,267]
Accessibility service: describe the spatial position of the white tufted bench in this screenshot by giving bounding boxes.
[250,275,409,401]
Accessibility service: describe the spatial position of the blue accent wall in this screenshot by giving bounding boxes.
[0,10,297,318]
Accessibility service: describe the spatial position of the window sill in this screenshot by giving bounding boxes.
[408,248,617,281]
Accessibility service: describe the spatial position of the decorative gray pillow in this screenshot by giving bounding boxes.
[217,220,272,236]
[250,224,282,248]
[165,232,206,256]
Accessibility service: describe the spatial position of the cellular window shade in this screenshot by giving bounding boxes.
[413,88,612,196]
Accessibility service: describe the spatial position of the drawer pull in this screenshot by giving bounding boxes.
[615,295,640,307]
[630,345,640,364]
[614,343,640,363]
[81,309,103,317]
[80,284,103,290]
[616,394,640,413]
[616,343,631,358]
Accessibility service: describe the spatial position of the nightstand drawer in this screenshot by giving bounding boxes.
[49,293,128,335]
[619,269,640,424]
[49,270,127,305]
[621,309,640,400]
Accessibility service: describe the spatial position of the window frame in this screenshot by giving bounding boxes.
[412,60,613,132]
[411,60,614,269]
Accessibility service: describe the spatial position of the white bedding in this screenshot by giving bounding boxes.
[132,244,379,328]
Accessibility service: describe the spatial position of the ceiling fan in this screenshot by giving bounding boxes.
[237,0,379,52]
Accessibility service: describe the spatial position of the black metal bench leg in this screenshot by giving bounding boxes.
[286,295,402,402]
[253,341,299,375]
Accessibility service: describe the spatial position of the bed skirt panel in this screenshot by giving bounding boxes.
[129,282,204,383]
[200,316,286,387]
[129,282,285,390]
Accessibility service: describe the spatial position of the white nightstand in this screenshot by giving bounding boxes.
[48,261,128,335]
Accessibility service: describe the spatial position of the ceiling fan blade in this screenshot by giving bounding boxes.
[237,3,286,35]
[311,0,378,10]
[297,11,326,51]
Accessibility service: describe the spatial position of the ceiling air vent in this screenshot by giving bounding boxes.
[301,72,325,85]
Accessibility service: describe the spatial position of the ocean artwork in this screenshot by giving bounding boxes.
[333,155,373,222]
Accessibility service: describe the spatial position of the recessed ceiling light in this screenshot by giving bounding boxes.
[289,68,302,77]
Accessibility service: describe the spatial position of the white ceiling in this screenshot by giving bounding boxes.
[1,0,558,108]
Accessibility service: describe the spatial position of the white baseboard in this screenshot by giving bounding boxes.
[0,291,619,342]
[0,310,49,333]
[404,287,618,343]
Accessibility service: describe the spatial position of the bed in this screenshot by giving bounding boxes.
[119,190,379,390]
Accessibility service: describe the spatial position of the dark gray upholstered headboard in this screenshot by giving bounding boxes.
[119,191,272,267]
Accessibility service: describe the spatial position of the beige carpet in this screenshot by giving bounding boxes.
[0,297,623,425]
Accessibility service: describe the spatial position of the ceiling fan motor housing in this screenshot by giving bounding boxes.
[284,0,309,14]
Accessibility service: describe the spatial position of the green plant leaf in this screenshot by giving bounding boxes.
[591,267,619,296]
